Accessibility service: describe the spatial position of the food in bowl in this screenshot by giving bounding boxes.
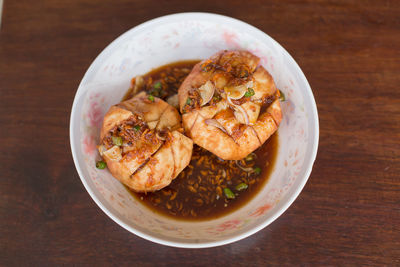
[97,92,193,192]
[71,13,319,247]
[97,50,283,220]
[178,50,282,160]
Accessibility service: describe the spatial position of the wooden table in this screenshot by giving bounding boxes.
[1,0,399,265]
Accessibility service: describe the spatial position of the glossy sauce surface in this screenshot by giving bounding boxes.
[123,61,279,221]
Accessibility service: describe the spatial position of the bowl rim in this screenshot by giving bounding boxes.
[70,12,319,248]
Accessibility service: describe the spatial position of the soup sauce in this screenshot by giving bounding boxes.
[123,61,279,221]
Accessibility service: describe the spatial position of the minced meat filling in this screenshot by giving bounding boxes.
[187,56,257,112]
[102,114,165,155]
[183,88,201,113]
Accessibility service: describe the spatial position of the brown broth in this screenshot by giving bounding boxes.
[123,60,279,221]
[123,60,201,102]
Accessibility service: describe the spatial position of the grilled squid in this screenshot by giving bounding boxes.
[98,92,193,192]
[178,50,282,160]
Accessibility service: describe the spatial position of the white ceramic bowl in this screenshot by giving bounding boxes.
[70,12,319,248]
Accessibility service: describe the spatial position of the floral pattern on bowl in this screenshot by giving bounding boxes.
[70,13,319,248]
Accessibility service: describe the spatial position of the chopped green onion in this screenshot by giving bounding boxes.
[239,69,249,78]
[112,136,123,146]
[279,90,286,101]
[186,98,192,105]
[153,81,162,90]
[96,161,106,169]
[254,166,262,175]
[133,125,141,132]
[223,188,235,199]
[235,183,248,191]
[245,154,254,161]
[201,63,213,72]
[244,88,255,97]
[213,94,221,102]
[148,94,155,102]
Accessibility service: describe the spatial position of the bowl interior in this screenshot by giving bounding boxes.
[70,13,318,248]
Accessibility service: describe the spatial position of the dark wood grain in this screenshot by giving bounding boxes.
[1,0,399,266]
